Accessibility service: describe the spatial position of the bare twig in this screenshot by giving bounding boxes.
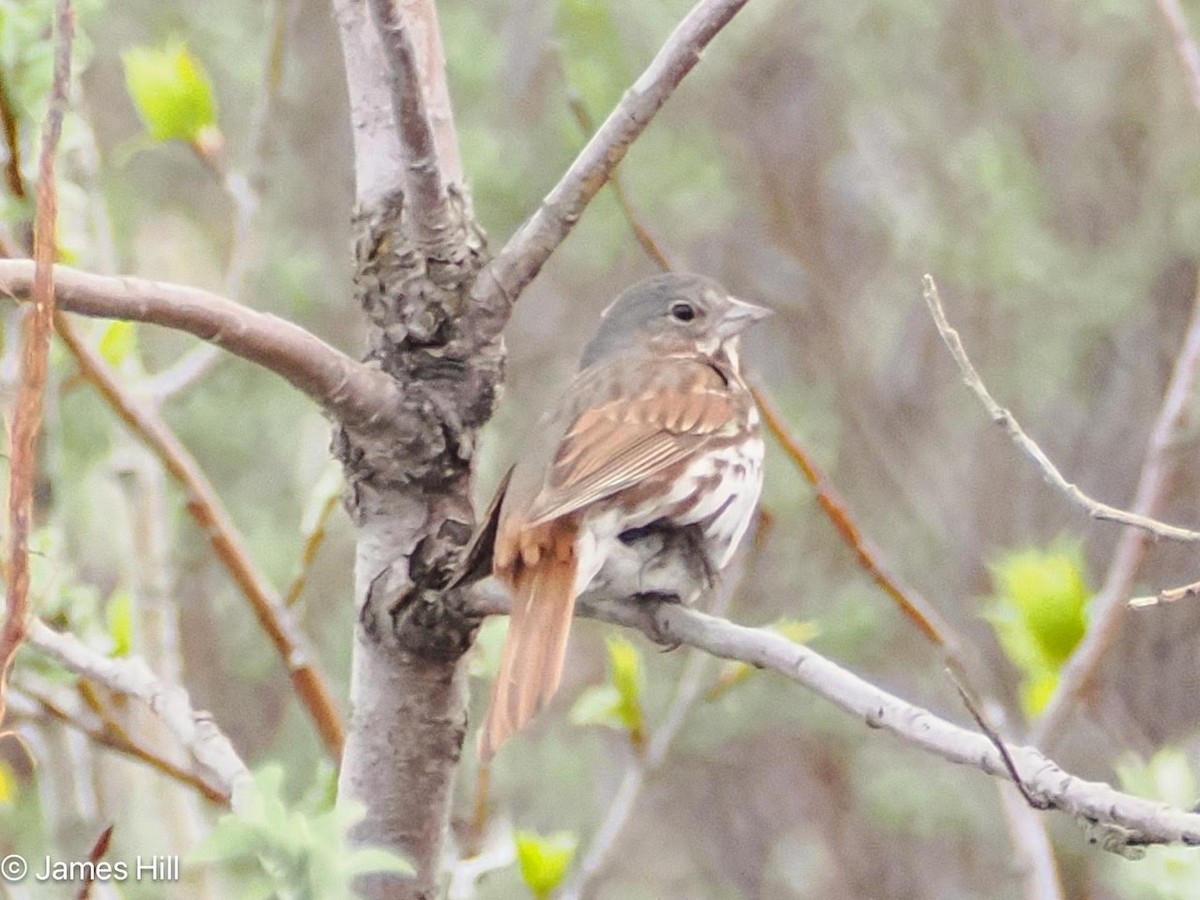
[560,75,675,272]
[0,67,27,202]
[0,0,73,730]
[1032,270,1200,743]
[367,0,452,245]
[1156,0,1200,111]
[0,259,402,429]
[74,823,114,900]
[922,275,1200,542]
[475,0,751,308]
[13,684,227,804]
[284,484,342,607]
[26,619,253,809]
[53,314,345,759]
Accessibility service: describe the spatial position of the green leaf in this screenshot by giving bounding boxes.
[569,684,625,730]
[105,589,134,657]
[515,829,577,899]
[97,321,138,367]
[122,39,218,144]
[605,636,644,735]
[985,542,1091,720]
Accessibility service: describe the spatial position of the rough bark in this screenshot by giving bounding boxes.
[331,2,504,895]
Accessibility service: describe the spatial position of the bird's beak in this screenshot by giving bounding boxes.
[718,295,772,337]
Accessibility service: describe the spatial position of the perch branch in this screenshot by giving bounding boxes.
[475,0,751,307]
[922,275,1200,542]
[1032,269,1200,743]
[1,0,73,730]
[53,314,346,759]
[571,594,1200,852]
[0,259,402,429]
[25,619,252,809]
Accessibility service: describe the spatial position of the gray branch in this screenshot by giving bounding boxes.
[471,584,1200,854]
[473,0,752,309]
[0,259,402,429]
[26,619,253,812]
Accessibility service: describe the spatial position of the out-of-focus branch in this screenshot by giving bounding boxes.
[12,684,227,804]
[922,275,1200,542]
[0,0,73,730]
[53,314,346,759]
[1156,0,1200,111]
[25,620,252,810]
[0,259,403,429]
[560,75,675,272]
[367,0,455,245]
[484,589,1200,853]
[1031,270,1200,744]
[475,0,751,308]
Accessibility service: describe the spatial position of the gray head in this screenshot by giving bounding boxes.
[579,273,770,369]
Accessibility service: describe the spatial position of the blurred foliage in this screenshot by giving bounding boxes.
[1106,751,1200,899]
[191,764,410,898]
[570,635,645,746]
[985,542,1091,717]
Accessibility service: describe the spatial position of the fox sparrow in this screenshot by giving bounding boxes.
[478,272,769,758]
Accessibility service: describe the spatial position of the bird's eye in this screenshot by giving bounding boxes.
[670,302,696,322]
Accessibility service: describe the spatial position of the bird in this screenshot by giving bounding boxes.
[476,272,770,759]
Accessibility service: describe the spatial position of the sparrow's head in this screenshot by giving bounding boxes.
[580,272,771,369]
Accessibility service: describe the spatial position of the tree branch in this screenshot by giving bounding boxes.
[11,683,228,805]
[367,0,455,245]
[467,589,1200,854]
[0,259,402,429]
[53,313,346,759]
[1,0,73,730]
[474,0,751,308]
[1031,268,1200,743]
[922,275,1200,542]
[25,619,252,810]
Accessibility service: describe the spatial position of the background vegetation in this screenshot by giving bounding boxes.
[4,0,1200,896]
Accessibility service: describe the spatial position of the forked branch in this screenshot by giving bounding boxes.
[475,0,752,308]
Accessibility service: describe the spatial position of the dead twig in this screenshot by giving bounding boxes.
[53,314,345,759]
[0,0,74,733]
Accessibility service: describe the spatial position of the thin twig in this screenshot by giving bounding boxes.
[0,0,73,731]
[475,0,751,309]
[284,487,341,607]
[1031,269,1200,743]
[53,314,345,759]
[922,275,1200,542]
[0,67,27,202]
[559,71,675,272]
[752,384,1043,807]
[74,823,114,900]
[26,619,252,809]
[0,259,402,429]
[14,684,227,804]
[367,0,451,245]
